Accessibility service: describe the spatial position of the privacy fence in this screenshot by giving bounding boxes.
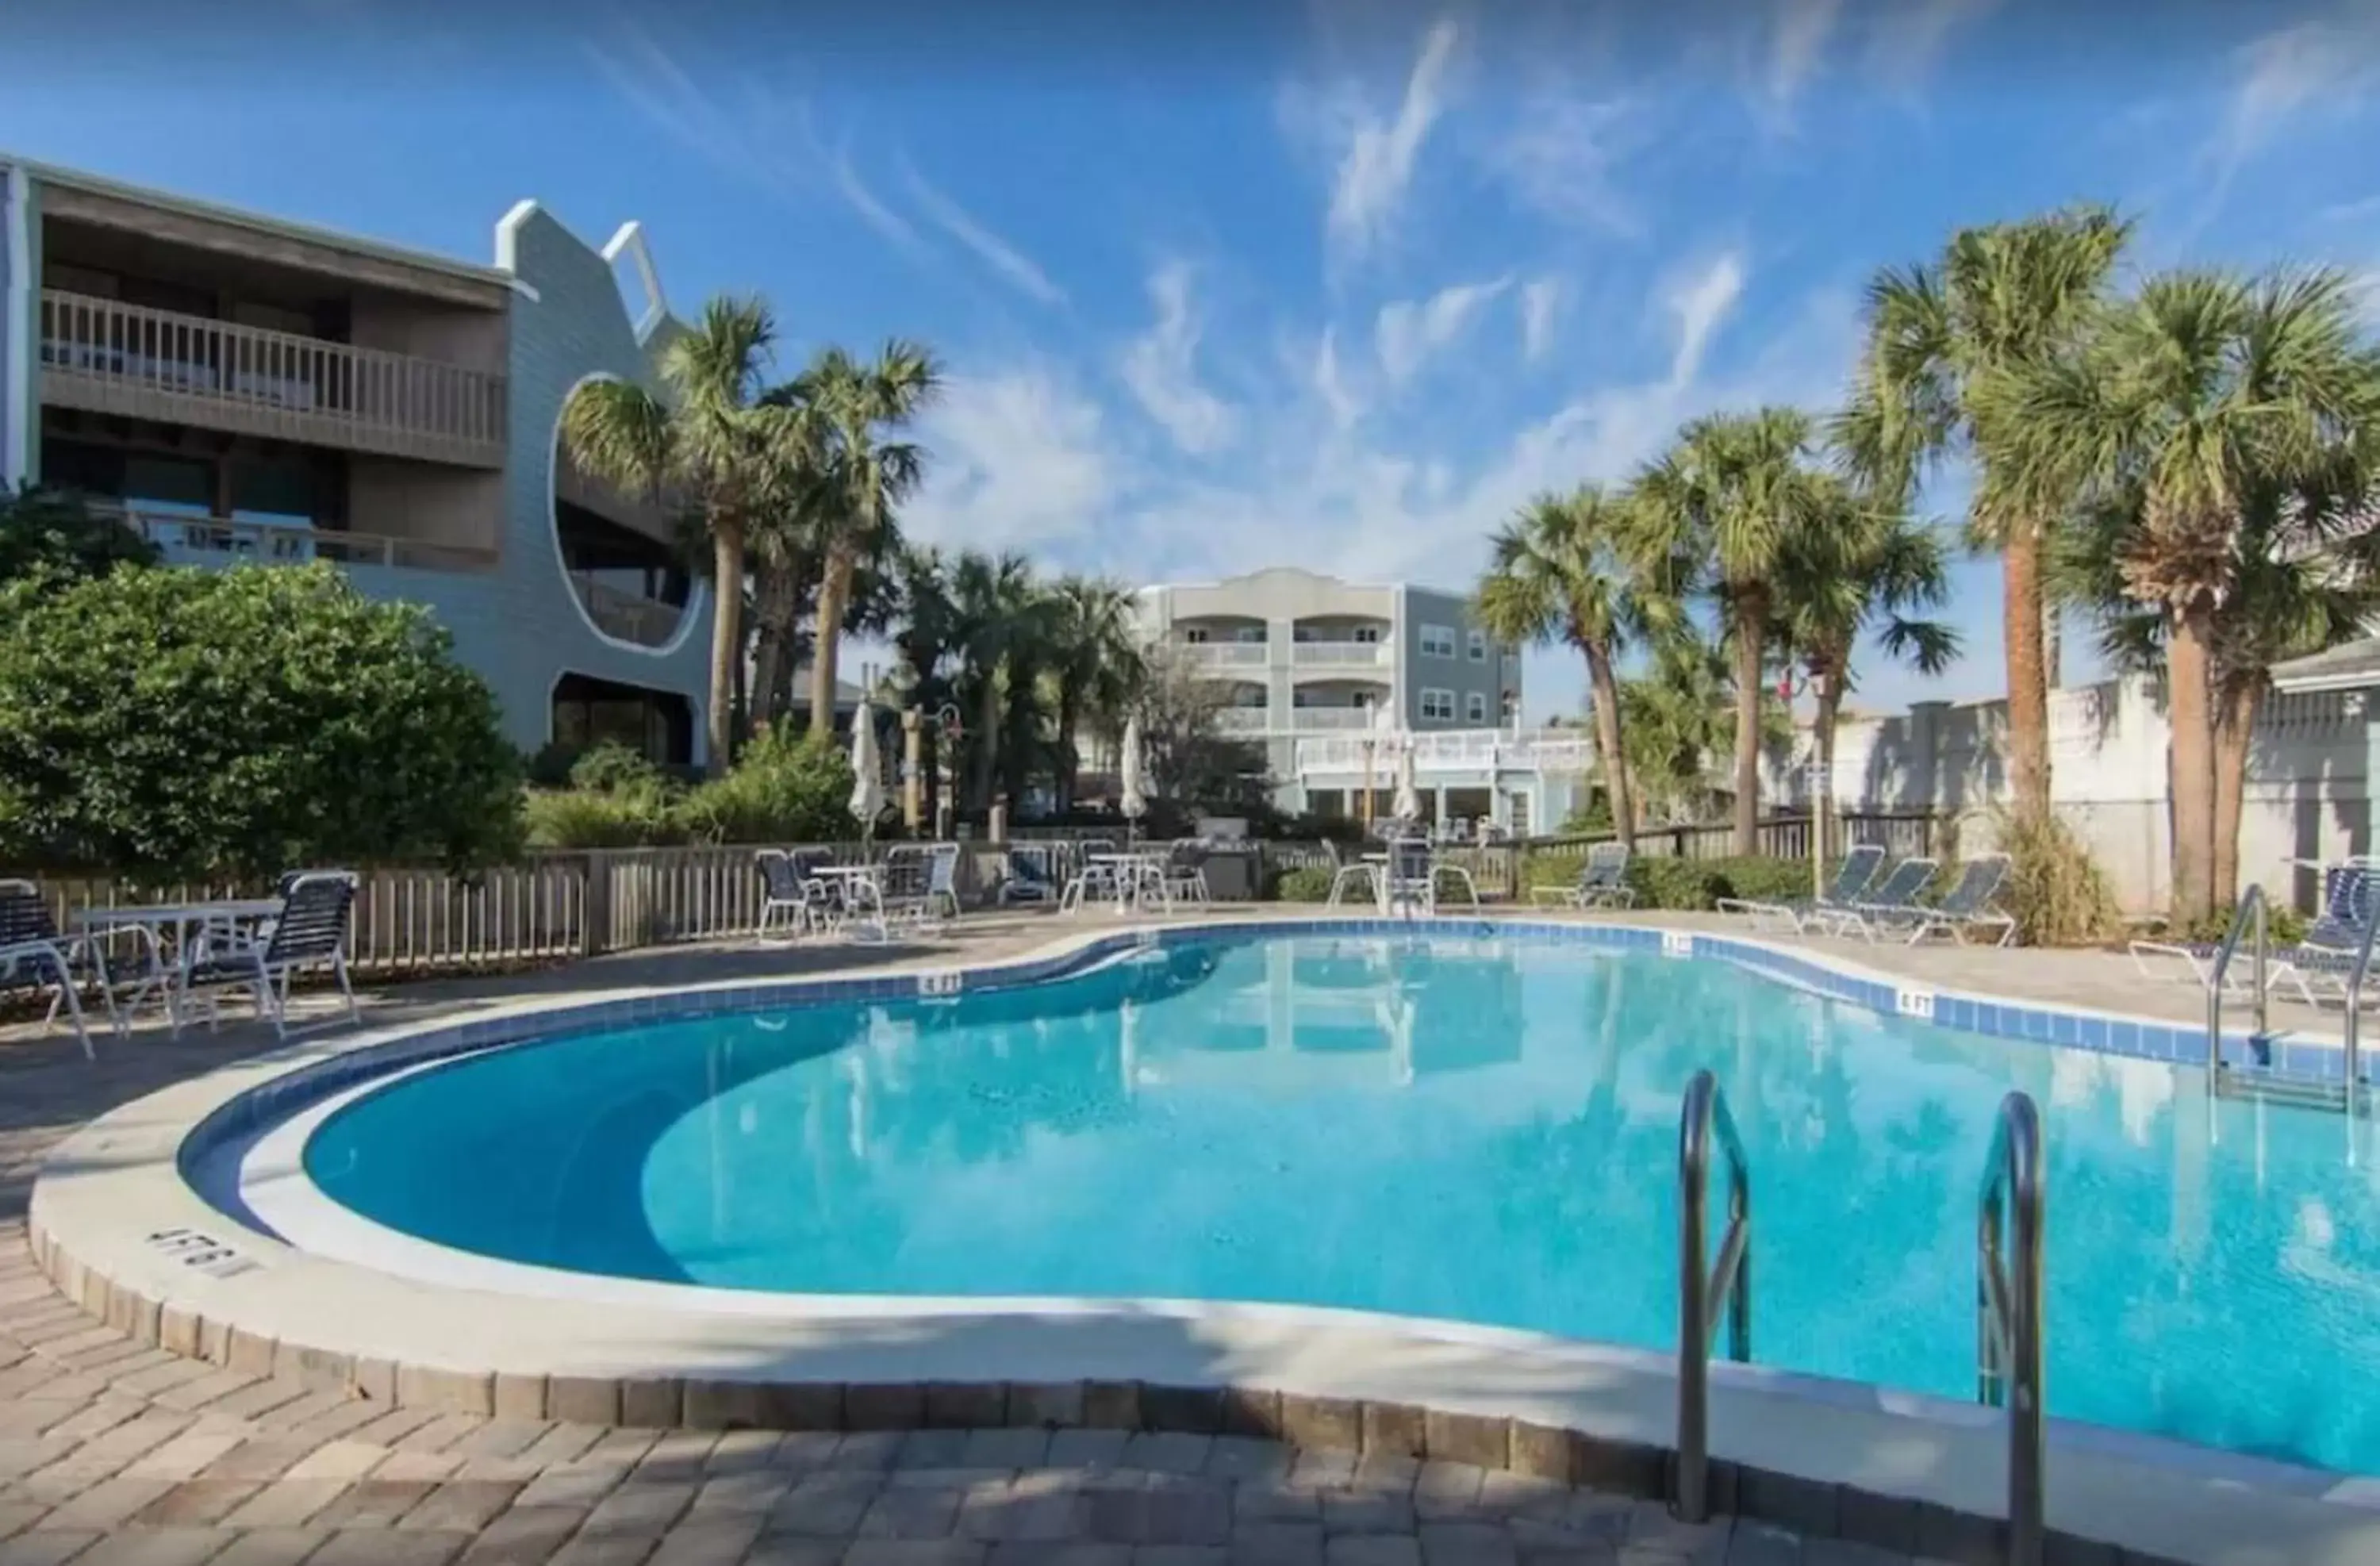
[14,812,1941,982]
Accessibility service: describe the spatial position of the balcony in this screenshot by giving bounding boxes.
[1290,707,1378,731]
[1295,727,1596,775]
[1292,640,1390,668]
[109,507,497,573]
[574,573,689,648]
[1214,709,1273,734]
[39,290,508,469]
[1180,640,1271,668]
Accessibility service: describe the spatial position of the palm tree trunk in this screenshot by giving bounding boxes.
[1582,643,1634,853]
[1813,664,1844,868]
[750,562,801,731]
[974,675,1001,813]
[1730,604,1764,857]
[809,547,854,739]
[706,519,745,776]
[2213,675,2262,913]
[2003,525,2052,820]
[2167,610,2218,923]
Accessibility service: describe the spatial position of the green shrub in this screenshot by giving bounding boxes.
[1998,808,2121,947]
[569,740,670,796]
[523,787,681,849]
[675,729,857,845]
[0,484,159,585]
[1626,857,1730,910]
[1273,866,1336,902]
[0,562,521,878]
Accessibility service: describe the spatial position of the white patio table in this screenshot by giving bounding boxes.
[71,897,282,1020]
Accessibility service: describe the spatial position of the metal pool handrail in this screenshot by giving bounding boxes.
[2205,884,2269,1073]
[2341,908,2380,1114]
[1674,1069,1751,1525]
[1977,1091,2046,1566]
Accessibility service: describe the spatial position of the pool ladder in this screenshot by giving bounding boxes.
[2205,883,2374,1115]
[1673,1073,2046,1566]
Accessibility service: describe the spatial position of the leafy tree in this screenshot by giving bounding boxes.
[1770,477,1959,858]
[950,550,1038,812]
[1128,646,1273,812]
[0,484,159,583]
[890,545,964,823]
[1614,638,1779,825]
[1474,485,1665,851]
[1837,206,2131,822]
[786,341,941,739]
[1628,407,1834,853]
[562,295,805,773]
[1998,267,2380,917]
[0,564,521,879]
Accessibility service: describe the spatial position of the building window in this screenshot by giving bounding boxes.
[1353,624,1381,644]
[1420,689,1456,721]
[1234,626,1269,643]
[1420,624,1457,658]
[1468,629,1488,662]
[1183,627,1210,644]
[1466,692,1488,722]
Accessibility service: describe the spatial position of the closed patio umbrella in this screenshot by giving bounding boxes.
[1392,735,1422,827]
[1119,715,1148,843]
[849,700,884,846]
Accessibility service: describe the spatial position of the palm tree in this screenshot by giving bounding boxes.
[561,295,800,773]
[892,545,962,824]
[1837,206,2131,823]
[1771,477,1960,861]
[2020,270,2380,915]
[1473,486,1665,850]
[1628,407,1833,854]
[788,341,942,740]
[1047,576,1146,814]
[1614,637,1761,825]
[950,550,1037,814]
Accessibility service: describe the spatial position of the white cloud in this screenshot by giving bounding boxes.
[908,367,1113,551]
[1320,18,1462,260]
[1118,263,1237,456]
[1518,277,1564,363]
[1764,0,1843,118]
[1863,0,1998,96]
[1311,328,1364,431]
[1374,277,1512,386]
[2205,6,2380,200]
[898,162,1068,306]
[1484,92,1641,236]
[1660,251,1749,389]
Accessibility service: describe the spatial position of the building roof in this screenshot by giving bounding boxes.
[2271,638,2380,694]
[6,152,513,288]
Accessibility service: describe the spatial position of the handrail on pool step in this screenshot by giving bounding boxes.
[1978,1091,2047,1566]
[2206,883,2270,1075]
[1673,1069,1751,1525]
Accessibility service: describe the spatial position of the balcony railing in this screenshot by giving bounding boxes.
[107,506,497,574]
[1290,707,1379,731]
[574,573,689,648]
[1296,727,1597,774]
[1292,640,1390,666]
[39,289,507,468]
[1179,640,1271,667]
[1214,708,1273,733]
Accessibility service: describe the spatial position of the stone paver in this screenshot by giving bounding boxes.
[0,930,2052,1566]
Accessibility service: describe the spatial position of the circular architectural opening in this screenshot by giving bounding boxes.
[550,379,697,654]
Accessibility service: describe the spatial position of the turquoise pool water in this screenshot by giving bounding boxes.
[301,930,2380,1474]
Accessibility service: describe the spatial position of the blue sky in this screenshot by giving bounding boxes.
[6,0,2380,721]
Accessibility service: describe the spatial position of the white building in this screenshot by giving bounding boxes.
[1135,566,1590,831]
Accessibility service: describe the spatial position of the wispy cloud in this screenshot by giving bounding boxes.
[1119,262,1236,455]
[899,161,1068,307]
[908,367,1114,551]
[1659,251,1749,389]
[1760,0,1843,123]
[1484,91,1641,236]
[1319,18,1462,261]
[2201,4,2380,219]
[1862,0,1998,97]
[1518,276,1564,363]
[1375,276,1512,386]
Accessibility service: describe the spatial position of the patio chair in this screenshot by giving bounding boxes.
[1326,855,1381,910]
[854,845,959,941]
[1163,840,1212,906]
[169,870,360,1039]
[0,880,152,1058]
[1714,842,1885,934]
[1864,855,2013,946]
[1531,843,1636,909]
[1000,844,1061,905]
[1382,837,1438,917]
[1061,839,1129,914]
[1821,858,1942,941]
[755,849,830,939]
[2129,865,2375,1004]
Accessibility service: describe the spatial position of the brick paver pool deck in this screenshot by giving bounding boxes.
[0,908,2275,1564]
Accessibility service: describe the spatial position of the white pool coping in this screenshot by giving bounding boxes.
[29,912,2380,1566]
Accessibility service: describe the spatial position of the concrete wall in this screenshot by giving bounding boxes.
[1764,675,2375,913]
[0,163,33,489]
[349,294,508,376]
[1399,585,1511,730]
[347,457,503,552]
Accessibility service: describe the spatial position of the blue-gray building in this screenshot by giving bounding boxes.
[0,155,715,766]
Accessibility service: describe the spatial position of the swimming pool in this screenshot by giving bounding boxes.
[289,927,2380,1475]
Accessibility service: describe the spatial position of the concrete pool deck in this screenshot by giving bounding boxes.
[3,908,2374,1566]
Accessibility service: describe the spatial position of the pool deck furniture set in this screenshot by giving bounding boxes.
[2130,858,2380,1011]
[1321,836,1484,916]
[1712,843,2018,946]
[0,869,364,1057]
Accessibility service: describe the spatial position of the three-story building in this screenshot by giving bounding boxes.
[0,155,714,766]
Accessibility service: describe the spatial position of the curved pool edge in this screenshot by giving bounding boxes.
[28,911,2380,1566]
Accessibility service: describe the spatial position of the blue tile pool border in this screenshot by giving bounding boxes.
[179,915,2332,1176]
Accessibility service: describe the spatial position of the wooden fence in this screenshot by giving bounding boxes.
[13,817,1940,981]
